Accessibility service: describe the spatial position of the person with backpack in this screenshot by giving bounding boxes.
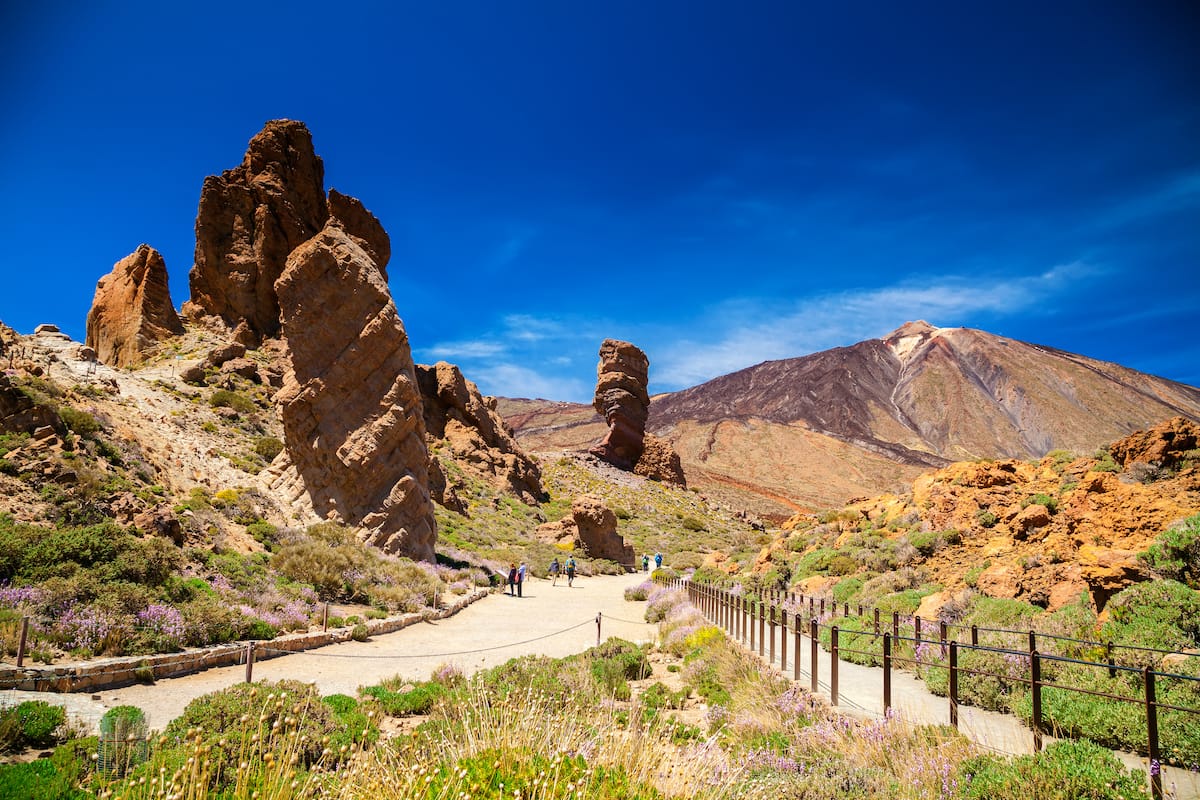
[507,563,517,596]
[566,556,577,587]
[549,557,561,586]
[654,552,663,570]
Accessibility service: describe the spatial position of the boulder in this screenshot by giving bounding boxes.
[633,432,686,486]
[85,244,184,368]
[0,374,66,437]
[589,339,651,470]
[1077,544,1146,591]
[416,361,544,504]
[271,218,436,561]
[537,494,634,568]
[186,120,395,340]
[977,562,1023,599]
[1109,417,1200,471]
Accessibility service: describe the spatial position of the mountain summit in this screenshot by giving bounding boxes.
[508,323,1200,520]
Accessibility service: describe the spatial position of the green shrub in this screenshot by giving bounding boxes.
[361,680,449,716]
[208,389,255,414]
[681,516,705,531]
[1022,493,1058,514]
[253,436,284,461]
[1100,580,1200,665]
[956,739,1146,799]
[57,406,100,438]
[98,705,148,776]
[1140,514,1200,589]
[4,700,66,749]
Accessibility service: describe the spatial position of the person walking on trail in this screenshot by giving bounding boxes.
[517,561,527,597]
[549,557,561,586]
[566,556,577,587]
[642,554,649,573]
[507,563,517,596]
[654,552,663,570]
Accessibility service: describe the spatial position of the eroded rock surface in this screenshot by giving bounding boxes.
[633,432,686,486]
[416,361,543,506]
[270,219,436,561]
[537,494,634,568]
[85,245,184,368]
[589,339,651,470]
[186,120,392,341]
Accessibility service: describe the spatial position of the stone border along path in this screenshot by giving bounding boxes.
[1,572,658,736]
[5,571,1197,798]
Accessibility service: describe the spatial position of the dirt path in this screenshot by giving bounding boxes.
[1,572,657,735]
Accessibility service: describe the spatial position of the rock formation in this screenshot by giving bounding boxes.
[270,219,436,561]
[589,339,651,470]
[416,361,544,506]
[634,432,687,486]
[1109,416,1200,471]
[185,120,392,341]
[85,245,184,368]
[536,494,634,568]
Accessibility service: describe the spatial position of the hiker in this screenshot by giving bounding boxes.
[507,563,517,596]
[654,552,663,570]
[517,561,527,597]
[549,557,561,586]
[566,556,576,587]
[642,554,649,573]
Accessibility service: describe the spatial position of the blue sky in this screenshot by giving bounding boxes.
[2,1,1197,402]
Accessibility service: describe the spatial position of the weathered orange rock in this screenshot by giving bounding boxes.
[634,433,687,486]
[537,494,634,567]
[270,219,436,561]
[416,361,543,505]
[1110,417,1200,470]
[977,562,1023,599]
[85,244,184,368]
[1077,544,1146,591]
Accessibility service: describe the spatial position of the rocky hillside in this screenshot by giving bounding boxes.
[723,417,1200,613]
[505,321,1200,521]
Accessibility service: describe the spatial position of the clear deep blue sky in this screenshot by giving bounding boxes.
[2,1,1197,402]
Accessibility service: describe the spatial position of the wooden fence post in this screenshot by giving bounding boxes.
[949,640,959,728]
[810,617,819,694]
[1031,649,1043,751]
[16,617,30,668]
[883,633,892,713]
[244,642,255,683]
[794,621,802,682]
[769,604,776,665]
[758,602,766,658]
[1145,667,1162,800]
[780,609,788,673]
[831,626,839,706]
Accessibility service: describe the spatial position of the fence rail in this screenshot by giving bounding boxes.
[665,576,1200,800]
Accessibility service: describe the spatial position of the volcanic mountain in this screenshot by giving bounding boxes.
[503,322,1200,521]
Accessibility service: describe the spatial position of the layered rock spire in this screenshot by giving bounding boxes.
[271,219,437,561]
[589,339,651,470]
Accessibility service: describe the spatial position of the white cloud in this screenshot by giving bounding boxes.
[420,339,507,360]
[652,265,1090,389]
[469,362,591,402]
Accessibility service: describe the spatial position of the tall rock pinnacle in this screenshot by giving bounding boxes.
[271,218,437,561]
[589,339,651,470]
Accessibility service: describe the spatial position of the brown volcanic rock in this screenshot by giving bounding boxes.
[1,374,66,436]
[85,244,184,368]
[537,494,634,568]
[416,361,544,505]
[187,120,328,339]
[633,432,686,486]
[186,120,392,341]
[1109,416,1200,470]
[589,339,651,470]
[327,188,390,279]
[270,219,436,561]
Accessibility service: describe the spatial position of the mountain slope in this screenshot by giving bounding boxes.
[505,322,1200,520]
